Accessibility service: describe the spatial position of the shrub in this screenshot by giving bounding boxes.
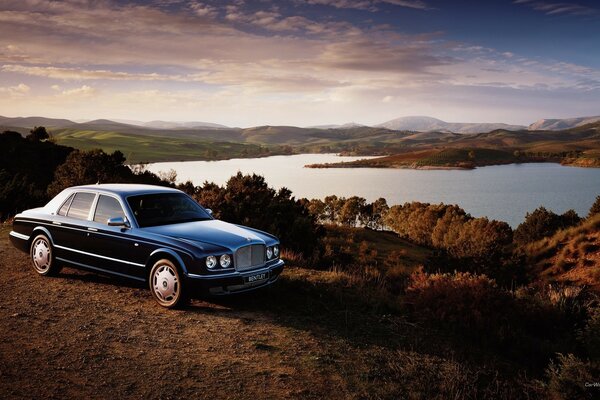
[194,173,322,257]
[589,195,600,219]
[404,272,515,333]
[546,354,599,400]
[0,130,73,220]
[47,149,170,197]
[514,207,581,245]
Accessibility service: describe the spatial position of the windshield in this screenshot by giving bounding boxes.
[127,192,212,227]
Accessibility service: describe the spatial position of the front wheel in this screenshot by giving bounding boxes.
[149,259,186,308]
[30,234,61,276]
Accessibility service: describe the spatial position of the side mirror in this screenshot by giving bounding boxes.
[107,216,131,228]
[205,208,213,216]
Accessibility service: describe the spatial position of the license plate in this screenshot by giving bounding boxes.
[244,272,268,284]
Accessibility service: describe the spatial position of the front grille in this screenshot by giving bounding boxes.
[234,244,266,271]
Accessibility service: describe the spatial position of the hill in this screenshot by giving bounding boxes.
[529,115,600,131]
[308,122,600,169]
[524,215,600,290]
[377,116,526,133]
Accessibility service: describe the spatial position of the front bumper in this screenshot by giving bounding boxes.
[185,259,285,295]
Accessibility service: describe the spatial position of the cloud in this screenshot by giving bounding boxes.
[60,85,95,97]
[188,2,218,18]
[2,65,184,81]
[304,0,429,11]
[514,0,598,16]
[0,82,30,96]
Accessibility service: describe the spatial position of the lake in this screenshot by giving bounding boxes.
[147,154,600,227]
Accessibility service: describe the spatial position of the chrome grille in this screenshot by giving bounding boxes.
[234,244,266,271]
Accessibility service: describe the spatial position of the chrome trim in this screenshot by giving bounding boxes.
[56,257,145,282]
[87,227,98,232]
[187,259,284,280]
[52,221,62,225]
[9,231,29,241]
[16,218,194,259]
[54,244,145,267]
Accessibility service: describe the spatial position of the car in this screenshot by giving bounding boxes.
[9,184,285,308]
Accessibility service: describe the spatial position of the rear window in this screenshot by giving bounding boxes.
[66,192,96,220]
[94,195,125,223]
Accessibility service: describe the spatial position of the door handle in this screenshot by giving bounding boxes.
[87,227,98,232]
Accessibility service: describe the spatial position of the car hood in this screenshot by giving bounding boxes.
[142,219,267,250]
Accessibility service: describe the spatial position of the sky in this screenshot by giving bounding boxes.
[0,0,599,127]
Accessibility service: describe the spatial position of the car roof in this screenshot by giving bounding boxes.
[70,183,181,196]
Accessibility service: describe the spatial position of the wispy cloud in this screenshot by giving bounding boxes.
[514,0,598,16]
[303,0,429,11]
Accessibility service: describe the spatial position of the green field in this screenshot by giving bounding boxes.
[3,118,597,166]
[52,129,277,163]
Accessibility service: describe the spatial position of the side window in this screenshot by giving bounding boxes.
[93,195,125,224]
[57,194,75,216]
[66,192,96,220]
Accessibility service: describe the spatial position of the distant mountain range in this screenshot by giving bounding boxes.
[376,116,527,134]
[1,114,599,134]
[528,116,600,131]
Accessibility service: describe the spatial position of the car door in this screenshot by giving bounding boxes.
[51,191,98,266]
[86,194,152,279]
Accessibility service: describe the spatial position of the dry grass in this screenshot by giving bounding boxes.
[525,215,600,290]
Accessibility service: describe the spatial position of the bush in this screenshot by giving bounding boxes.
[0,130,73,220]
[546,354,599,400]
[404,272,515,333]
[193,173,322,257]
[514,207,581,245]
[47,149,170,197]
[589,195,600,219]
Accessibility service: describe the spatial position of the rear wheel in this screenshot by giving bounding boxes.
[149,259,186,308]
[30,234,61,276]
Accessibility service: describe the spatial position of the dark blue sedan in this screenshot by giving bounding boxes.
[9,184,284,308]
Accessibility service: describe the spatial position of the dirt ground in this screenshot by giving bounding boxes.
[0,226,406,400]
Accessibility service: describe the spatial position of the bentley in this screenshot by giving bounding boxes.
[9,184,285,308]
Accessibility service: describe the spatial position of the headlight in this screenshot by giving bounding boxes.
[220,254,231,268]
[266,246,273,259]
[206,255,217,269]
[273,245,279,257]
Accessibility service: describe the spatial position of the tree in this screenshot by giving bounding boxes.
[47,149,170,197]
[589,195,600,219]
[339,196,366,227]
[514,207,581,245]
[26,126,50,141]
[194,173,322,256]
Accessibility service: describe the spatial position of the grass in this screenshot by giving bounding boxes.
[525,215,600,288]
[52,129,279,163]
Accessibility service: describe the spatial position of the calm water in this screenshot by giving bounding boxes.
[147,154,600,227]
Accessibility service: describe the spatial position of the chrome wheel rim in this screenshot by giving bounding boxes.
[153,264,179,305]
[32,238,51,273]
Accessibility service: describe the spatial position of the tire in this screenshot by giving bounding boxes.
[30,234,61,276]
[149,259,186,308]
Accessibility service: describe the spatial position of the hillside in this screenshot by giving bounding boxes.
[529,115,600,131]
[0,224,546,399]
[377,116,526,133]
[2,115,599,165]
[308,122,600,169]
[525,215,600,290]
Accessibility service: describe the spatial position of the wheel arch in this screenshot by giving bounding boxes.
[29,226,55,249]
[145,248,188,282]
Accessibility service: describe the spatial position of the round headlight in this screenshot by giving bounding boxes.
[220,254,231,268]
[273,245,279,257]
[206,255,217,269]
[266,247,273,259]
